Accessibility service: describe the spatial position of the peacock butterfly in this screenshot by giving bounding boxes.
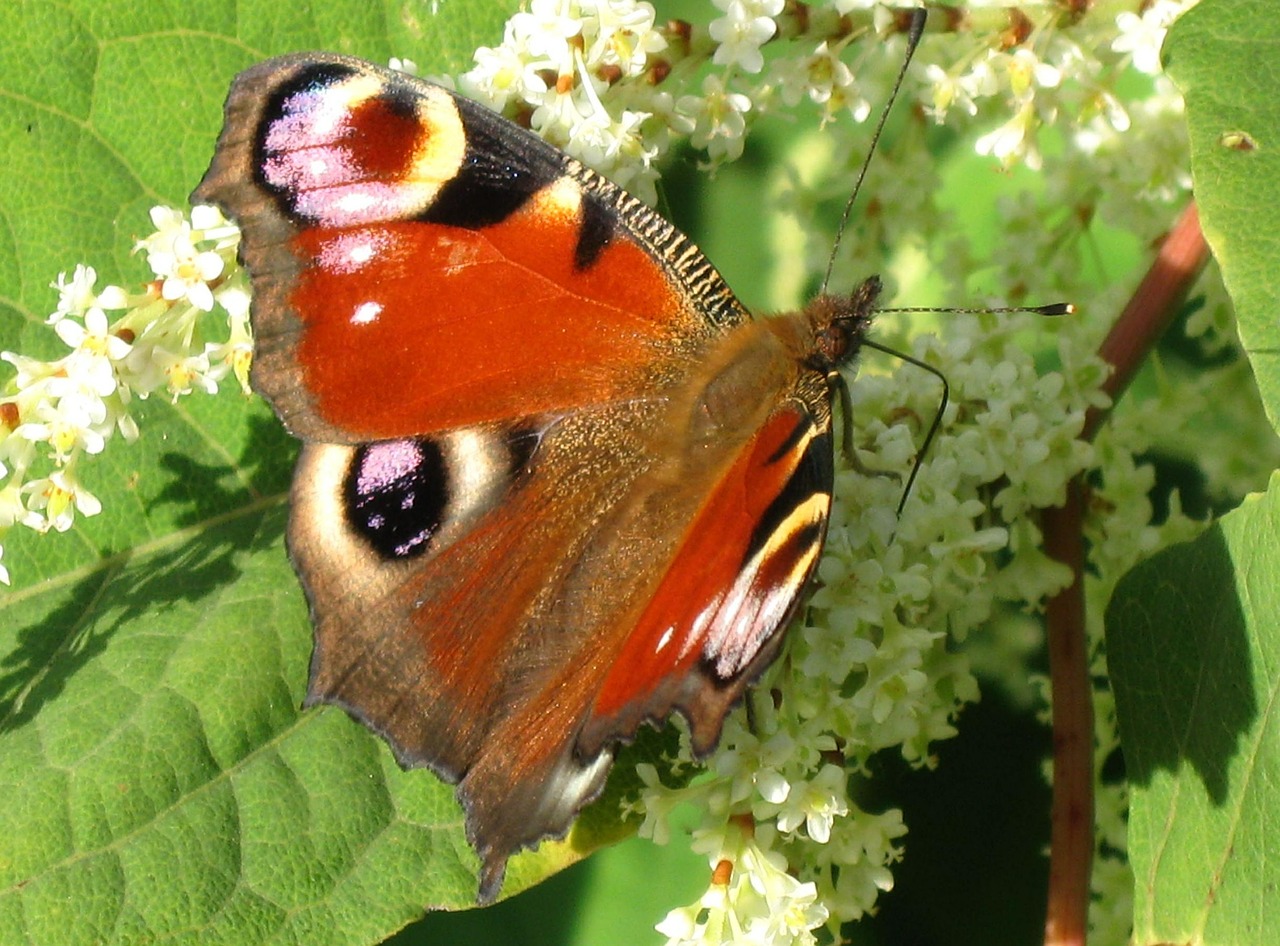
[193,18,920,904]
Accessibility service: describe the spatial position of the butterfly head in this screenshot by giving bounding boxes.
[805,274,882,373]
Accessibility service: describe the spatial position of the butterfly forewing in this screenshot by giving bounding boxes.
[193,53,748,444]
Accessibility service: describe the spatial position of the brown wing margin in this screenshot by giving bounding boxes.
[443,402,833,902]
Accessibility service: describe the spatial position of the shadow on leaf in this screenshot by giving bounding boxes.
[151,413,296,527]
[1107,522,1256,805]
[0,502,286,734]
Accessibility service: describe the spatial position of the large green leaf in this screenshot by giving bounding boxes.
[0,4,598,945]
[1164,0,1280,432]
[1108,472,1280,946]
[1105,6,1280,944]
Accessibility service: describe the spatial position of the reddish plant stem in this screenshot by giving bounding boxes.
[1085,202,1212,440]
[1041,478,1091,946]
[1040,201,1210,946]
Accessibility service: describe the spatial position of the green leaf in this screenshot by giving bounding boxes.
[1121,7,1280,939]
[1107,472,1280,946]
[0,3,596,945]
[1165,0,1280,432]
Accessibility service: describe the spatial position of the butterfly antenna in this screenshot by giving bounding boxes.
[867,302,1073,518]
[860,338,948,517]
[820,7,928,295]
[879,302,1076,318]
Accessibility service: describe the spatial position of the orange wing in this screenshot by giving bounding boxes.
[193,53,748,443]
[282,394,835,901]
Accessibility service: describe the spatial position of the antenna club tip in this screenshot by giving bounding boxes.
[1038,303,1076,316]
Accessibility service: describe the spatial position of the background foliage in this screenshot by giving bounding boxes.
[2,1,1278,944]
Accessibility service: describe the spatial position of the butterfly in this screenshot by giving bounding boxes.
[194,49,895,903]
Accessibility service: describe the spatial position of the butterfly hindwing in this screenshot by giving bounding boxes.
[283,366,832,899]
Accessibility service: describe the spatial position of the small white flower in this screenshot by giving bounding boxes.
[529,83,592,149]
[740,843,829,943]
[924,63,978,121]
[680,73,753,163]
[150,348,221,400]
[654,900,703,943]
[211,284,255,394]
[2,351,57,392]
[189,203,230,235]
[775,764,849,843]
[137,205,188,255]
[754,766,791,805]
[49,264,100,323]
[95,284,131,310]
[0,481,39,531]
[975,100,1040,169]
[658,833,828,946]
[14,389,108,462]
[61,347,122,401]
[462,42,548,111]
[54,307,133,363]
[586,0,667,77]
[823,810,906,919]
[709,0,782,74]
[1007,47,1062,96]
[774,40,870,123]
[1113,0,1187,76]
[568,103,657,178]
[634,763,682,845]
[23,469,101,533]
[509,0,584,71]
[146,227,224,312]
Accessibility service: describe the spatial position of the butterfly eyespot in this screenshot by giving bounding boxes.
[345,439,446,559]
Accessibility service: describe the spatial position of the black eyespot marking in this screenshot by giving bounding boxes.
[345,438,447,559]
[424,96,564,229]
[424,154,538,228]
[745,429,833,562]
[575,193,616,270]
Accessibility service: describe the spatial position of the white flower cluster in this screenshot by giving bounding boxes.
[635,315,1112,942]
[459,0,673,198]
[456,0,1193,210]
[0,206,247,583]
[456,0,893,200]
[655,819,831,946]
[887,0,1188,174]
